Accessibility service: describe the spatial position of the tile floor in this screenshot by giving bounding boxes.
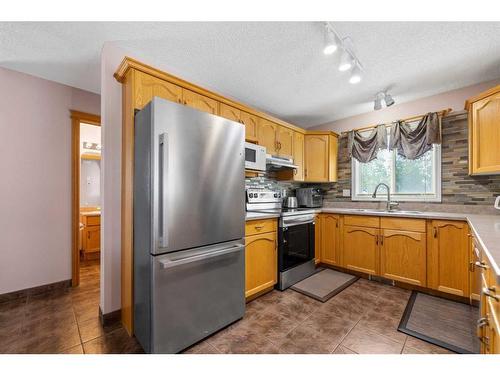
[0,268,454,354]
[184,278,455,354]
[0,259,143,354]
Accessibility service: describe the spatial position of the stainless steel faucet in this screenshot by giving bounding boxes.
[372,183,399,211]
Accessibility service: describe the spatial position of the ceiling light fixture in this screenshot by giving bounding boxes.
[349,63,362,84]
[323,22,365,84]
[374,91,396,110]
[338,50,353,72]
[384,93,395,107]
[323,24,339,55]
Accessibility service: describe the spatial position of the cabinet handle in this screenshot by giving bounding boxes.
[254,225,264,230]
[177,98,182,103]
[87,232,90,239]
[433,227,437,238]
[475,261,488,270]
[183,100,187,105]
[469,262,475,272]
[380,235,384,245]
[375,235,378,245]
[482,287,499,301]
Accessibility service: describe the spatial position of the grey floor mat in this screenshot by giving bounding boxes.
[398,291,480,354]
[290,268,358,302]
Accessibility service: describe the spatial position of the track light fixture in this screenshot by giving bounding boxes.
[374,91,396,110]
[323,22,364,84]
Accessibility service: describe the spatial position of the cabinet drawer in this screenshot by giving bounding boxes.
[85,215,100,226]
[381,217,425,233]
[343,215,379,228]
[245,218,277,236]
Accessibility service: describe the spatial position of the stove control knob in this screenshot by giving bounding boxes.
[273,193,278,198]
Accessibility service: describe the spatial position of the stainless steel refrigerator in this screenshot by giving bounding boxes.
[134,97,245,353]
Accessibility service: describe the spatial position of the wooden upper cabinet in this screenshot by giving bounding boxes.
[427,220,469,296]
[305,134,329,182]
[219,103,241,122]
[257,119,278,154]
[240,111,259,142]
[277,126,294,158]
[134,70,182,109]
[342,225,379,275]
[321,214,341,267]
[292,132,305,181]
[380,229,426,287]
[182,89,218,115]
[304,133,338,182]
[467,85,500,175]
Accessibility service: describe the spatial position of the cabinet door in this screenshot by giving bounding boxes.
[182,89,218,114]
[219,103,241,122]
[134,70,183,109]
[427,220,469,296]
[321,214,341,266]
[257,119,278,155]
[304,134,329,182]
[84,226,100,253]
[314,214,322,265]
[343,225,379,275]
[245,232,277,298]
[471,91,500,174]
[240,111,259,142]
[380,229,426,286]
[277,126,294,158]
[292,132,305,181]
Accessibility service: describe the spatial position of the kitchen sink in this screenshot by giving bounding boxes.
[350,208,424,215]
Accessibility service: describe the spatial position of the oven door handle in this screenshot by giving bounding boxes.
[282,219,315,228]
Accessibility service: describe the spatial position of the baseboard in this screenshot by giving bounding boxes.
[99,306,122,327]
[0,279,71,303]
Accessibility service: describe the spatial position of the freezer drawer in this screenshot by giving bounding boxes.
[151,240,245,353]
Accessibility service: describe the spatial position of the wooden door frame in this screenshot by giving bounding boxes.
[71,110,101,287]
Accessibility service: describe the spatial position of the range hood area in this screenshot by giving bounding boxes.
[266,154,298,171]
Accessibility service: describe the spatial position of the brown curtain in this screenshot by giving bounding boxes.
[389,112,441,160]
[348,124,387,163]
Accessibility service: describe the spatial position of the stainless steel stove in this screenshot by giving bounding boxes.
[246,188,317,290]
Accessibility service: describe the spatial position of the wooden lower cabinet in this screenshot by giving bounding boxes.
[427,220,469,297]
[244,219,278,299]
[342,225,379,275]
[320,214,341,267]
[380,229,426,286]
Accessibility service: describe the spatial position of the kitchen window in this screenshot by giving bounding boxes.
[351,129,441,202]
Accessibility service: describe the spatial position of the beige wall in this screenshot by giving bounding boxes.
[0,67,100,294]
[310,79,500,133]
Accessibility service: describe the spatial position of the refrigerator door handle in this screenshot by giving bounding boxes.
[159,132,169,248]
[159,243,245,269]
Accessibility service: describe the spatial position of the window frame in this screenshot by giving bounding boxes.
[351,133,442,203]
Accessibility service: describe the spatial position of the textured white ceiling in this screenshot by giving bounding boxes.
[1,22,500,127]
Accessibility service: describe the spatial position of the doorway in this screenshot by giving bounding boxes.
[71,111,101,287]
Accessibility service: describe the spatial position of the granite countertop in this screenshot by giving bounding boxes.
[245,206,500,283]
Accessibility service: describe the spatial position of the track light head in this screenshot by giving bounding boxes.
[349,64,362,84]
[323,31,338,55]
[384,93,395,107]
[338,50,353,72]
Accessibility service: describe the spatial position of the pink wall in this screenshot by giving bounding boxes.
[0,67,100,294]
[310,79,500,133]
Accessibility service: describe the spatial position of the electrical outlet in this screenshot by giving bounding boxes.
[342,189,351,197]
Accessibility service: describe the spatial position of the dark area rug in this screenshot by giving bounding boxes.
[290,268,358,302]
[398,291,480,354]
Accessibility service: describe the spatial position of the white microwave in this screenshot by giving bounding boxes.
[245,142,266,171]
